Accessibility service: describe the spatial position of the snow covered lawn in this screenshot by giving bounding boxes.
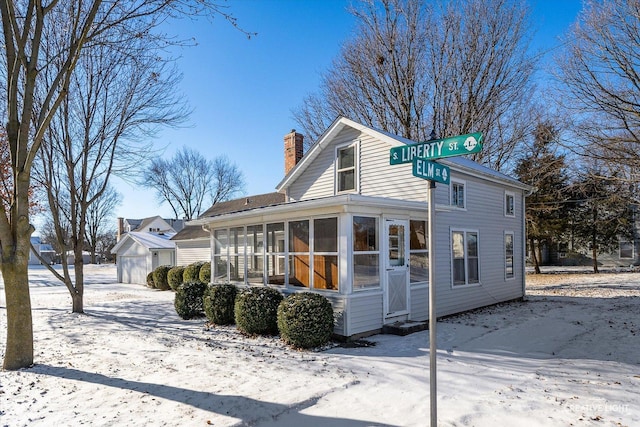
[1,265,639,426]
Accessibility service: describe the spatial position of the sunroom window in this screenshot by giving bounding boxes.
[313,217,338,290]
[353,216,380,290]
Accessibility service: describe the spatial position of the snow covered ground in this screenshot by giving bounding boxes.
[0,265,638,426]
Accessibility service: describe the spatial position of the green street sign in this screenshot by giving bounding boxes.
[390,132,483,165]
[412,158,450,185]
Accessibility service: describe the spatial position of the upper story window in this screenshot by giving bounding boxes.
[505,192,515,217]
[336,143,358,193]
[451,180,466,209]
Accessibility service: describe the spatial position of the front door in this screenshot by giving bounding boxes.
[384,219,410,318]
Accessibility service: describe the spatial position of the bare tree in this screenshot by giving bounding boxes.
[293,0,536,172]
[141,147,245,220]
[33,26,188,314]
[294,0,429,146]
[85,184,122,264]
[555,0,640,169]
[0,0,247,370]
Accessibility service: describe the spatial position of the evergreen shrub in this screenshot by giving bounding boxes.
[183,261,205,284]
[234,287,283,336]
[146,272,155,288]
[204,284,237,325]
[199,261,211,284]
[174,281,208,319]
[168,266,185,291]
[153,265,172,291]
[277,292,334,349]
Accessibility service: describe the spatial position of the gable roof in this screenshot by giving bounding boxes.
[111,231,175,254]
[171,225,209,241]
[276,116,530,192]
[198,192,286,219]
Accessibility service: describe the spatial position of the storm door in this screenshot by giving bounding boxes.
[384,219,410,318]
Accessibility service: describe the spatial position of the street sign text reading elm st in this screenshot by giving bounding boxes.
[389,132,483,165]
[412,158,450,185]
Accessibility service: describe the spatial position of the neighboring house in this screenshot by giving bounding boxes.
[532,205,640,268]
[189,117,531,339]
[29,236,56,265]
[116,216,185,241]
[111,232,176,284]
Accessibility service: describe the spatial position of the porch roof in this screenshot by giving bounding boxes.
[188,193,431,227]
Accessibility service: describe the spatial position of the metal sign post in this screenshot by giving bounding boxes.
[427,179,437,427]
[389,131,483,427]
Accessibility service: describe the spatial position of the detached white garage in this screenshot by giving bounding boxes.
[111,232,175,284]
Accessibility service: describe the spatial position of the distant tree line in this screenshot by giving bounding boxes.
[293,0,640,274]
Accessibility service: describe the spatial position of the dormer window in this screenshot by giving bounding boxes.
[336,143,358,193]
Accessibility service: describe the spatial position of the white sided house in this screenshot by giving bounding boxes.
[190,117,531,338]
[111,232,176,284]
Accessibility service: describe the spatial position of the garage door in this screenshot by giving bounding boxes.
[120,256,147,284]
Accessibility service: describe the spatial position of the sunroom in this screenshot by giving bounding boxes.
[199,194,431,338]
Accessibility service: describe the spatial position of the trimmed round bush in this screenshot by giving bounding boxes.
[183,261,205,284]
[199,261,211,284]
[168,266,185,291]
[234,287,284,336]
[146,272,155,288]
[277,292,334,349]
[153,265,172,291]
[174,281,208,320]
[204,284,237,325]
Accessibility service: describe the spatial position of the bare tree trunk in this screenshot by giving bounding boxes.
[73,249,85,313]
[529,236,541,274]
[591,208,599,274]
[1,217,34,369]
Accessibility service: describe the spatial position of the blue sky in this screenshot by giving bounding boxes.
[112,0,584,221]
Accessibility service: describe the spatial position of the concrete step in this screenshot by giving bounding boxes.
[382,320,428,336]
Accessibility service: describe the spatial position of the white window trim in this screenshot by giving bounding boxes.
[619,239,634,260]
[334,141,360,195]
[450,228,480,288]
[409,219,429,286]
[504,191,515,217]
[450,179,467,210]
[352,215,381,292]
[505,230,515,281]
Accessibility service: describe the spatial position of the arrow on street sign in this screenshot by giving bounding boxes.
[390,132,483,165]
[412,158,450,185]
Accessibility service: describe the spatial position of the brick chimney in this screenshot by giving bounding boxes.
[117,217,124,241]
[284,129,304,175]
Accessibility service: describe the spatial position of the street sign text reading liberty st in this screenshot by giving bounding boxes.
[389,132,483,165]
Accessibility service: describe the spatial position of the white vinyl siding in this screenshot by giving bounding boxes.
[288,127,430,203]
[348,293,384,335]
[175,239,209,266]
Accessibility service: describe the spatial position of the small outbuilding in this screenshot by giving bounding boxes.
[111,231,175,284]
[189,117,531,338]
